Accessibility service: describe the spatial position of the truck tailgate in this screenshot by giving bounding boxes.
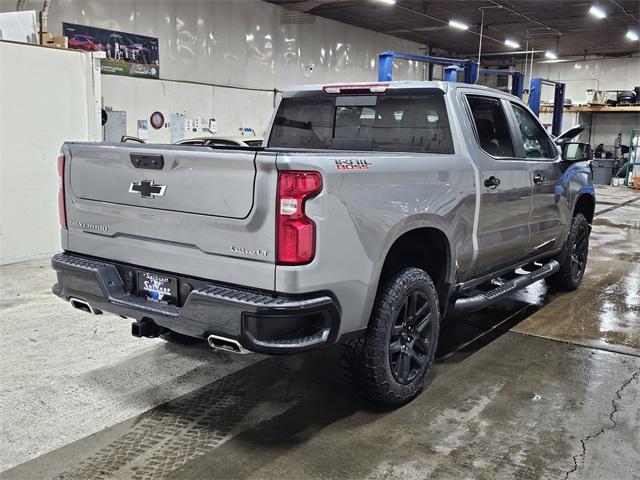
[62,143,277,290]
[69,144,255,218]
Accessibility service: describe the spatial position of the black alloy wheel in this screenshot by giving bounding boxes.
[570,221,589,281]
[547,213,590,291]
[389,290,436,385]
[341,267,440,406]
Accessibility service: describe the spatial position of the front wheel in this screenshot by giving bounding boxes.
[546,213,590,291]
[342,267,440,406]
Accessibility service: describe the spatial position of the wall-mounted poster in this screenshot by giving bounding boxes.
[62,22,159,79]
[137,119,149,140]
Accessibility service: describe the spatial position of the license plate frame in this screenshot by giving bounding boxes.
[136,270,178,305]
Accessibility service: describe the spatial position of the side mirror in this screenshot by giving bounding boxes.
[561,142,593,162]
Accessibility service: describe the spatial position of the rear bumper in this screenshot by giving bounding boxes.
[51,252,341,354]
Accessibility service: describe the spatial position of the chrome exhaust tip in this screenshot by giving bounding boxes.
[207,334,249,354]
[69,297,99,315]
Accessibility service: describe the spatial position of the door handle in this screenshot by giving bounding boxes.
[484,176,501,189]
[533,173,546,184]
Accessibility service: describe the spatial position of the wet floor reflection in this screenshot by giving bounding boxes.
[437,280,550,362]
[512,195,640,356]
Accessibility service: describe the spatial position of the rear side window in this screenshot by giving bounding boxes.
[511,103,556,159]
[466,96,515,158]
[269,96,335,149]
[269,92,454,154]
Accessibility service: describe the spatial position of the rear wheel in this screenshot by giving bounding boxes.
[547,213,590,291]
[342,267,440,406]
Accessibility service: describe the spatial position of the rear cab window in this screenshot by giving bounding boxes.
[268,90,454,154]
[208,140,239,146]
[465,95,515,158]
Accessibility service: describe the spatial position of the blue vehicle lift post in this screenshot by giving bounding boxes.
[443,65,463,82]
[528,77,566,137]
[477,69,525,98]
[377,51,524,98]
[378,51,478,84]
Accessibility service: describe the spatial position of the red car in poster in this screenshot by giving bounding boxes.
[68,34,102,51]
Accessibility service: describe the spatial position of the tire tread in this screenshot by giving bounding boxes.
[342,267,439,406]
[546,213,590,291]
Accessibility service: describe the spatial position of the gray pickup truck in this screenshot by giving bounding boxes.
[53,81,595,405]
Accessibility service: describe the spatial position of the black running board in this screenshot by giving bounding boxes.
[452,260,560,315]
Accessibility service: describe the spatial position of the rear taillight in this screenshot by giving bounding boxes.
[276,171,323,265]
[57,153,67,229]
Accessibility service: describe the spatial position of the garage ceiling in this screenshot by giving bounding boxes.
[267,0,640,58]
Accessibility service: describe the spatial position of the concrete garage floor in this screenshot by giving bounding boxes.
[1,186,639,480]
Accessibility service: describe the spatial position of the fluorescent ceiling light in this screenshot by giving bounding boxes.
[545,50,558,59]
[589,5,607,19]
[504,38,520,49]
[374,0,396,4]
[626,30,639,41]
[538,59,570,64]
[448,19,469,30]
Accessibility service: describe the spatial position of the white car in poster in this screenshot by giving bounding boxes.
[175,136,264,147]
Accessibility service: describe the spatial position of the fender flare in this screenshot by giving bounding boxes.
[362,220,455,322]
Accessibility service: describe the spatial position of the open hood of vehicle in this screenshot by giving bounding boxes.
[555,124,587,143]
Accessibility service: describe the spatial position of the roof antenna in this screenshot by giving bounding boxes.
[476,7,485,83]
[476,5,501,84]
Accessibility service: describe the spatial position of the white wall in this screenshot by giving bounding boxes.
[584,113,640,146]
[540,108,639,146]
[0,41,98,264]
[3,0,425,88]
[101,76,275,141]
[530,57,640,103]
[1,0,428,141]
[531,57,640,146]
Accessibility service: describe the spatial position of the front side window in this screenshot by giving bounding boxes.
[511,103,556,159]
[269,92,454,154]
[466,95,515,158]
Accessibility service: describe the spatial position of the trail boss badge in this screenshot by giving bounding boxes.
[335,159,371,170]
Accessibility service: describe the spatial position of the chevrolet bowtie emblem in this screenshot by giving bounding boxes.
[129,180,166,198]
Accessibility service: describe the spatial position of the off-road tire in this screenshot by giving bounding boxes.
[546,213,590,291]
[342,267,440,406]
[160,330,201,345]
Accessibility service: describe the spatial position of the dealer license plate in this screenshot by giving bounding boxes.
[137,271,178,304]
